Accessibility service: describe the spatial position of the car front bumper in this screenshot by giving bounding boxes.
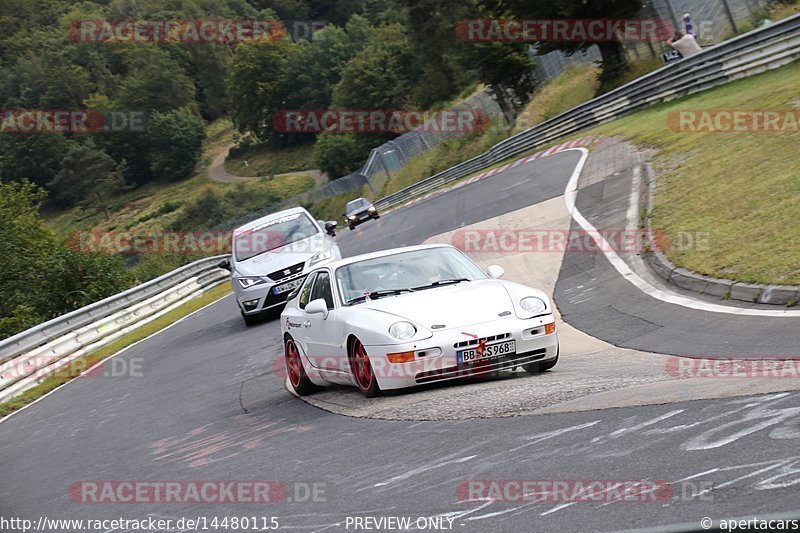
[234,275,305,315]
[364,314,559,390]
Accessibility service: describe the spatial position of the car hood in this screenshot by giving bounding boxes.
[234,233,328,277]
[359,280,516,330]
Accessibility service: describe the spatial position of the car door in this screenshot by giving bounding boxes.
[302,270,347,373]
[288,272,316,360]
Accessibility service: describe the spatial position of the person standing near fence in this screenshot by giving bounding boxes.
[683,13,695,36]
[667,30,703,58]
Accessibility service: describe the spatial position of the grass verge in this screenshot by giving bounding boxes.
[589,60,800,286]
[224,141,316,177]
[0,283,232,419]
[513,64,600,133]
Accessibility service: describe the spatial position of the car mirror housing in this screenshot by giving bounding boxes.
[217,258,231,271]
[324,221,337,237]
[305,298,329,319]
[487,265,505,279]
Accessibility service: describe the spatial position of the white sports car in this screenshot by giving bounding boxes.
[280,244,559,397]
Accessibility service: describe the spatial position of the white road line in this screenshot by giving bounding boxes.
[563,147,800,317]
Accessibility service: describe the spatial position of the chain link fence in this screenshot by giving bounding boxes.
[355,90,504,196]
[528,0,772,82]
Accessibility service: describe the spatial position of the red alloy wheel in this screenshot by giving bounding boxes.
[352,339,373,391]
[285,338,302,388]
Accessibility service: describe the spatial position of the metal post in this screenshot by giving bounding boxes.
[362,173,378,199]
[417,131,431,151]
[663,0,681,35]
[378,151,391,181]
[720,0,740,34]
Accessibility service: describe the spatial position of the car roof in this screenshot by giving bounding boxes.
[232,206,314,236]
[320,244,458,271]
[346,197,368,206]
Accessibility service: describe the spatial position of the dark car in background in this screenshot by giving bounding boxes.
[344,197,380,230]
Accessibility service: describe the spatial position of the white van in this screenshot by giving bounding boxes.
[219,207,341,326]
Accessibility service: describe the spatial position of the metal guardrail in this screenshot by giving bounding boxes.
[0,256,230,402]
[373,13,800,212]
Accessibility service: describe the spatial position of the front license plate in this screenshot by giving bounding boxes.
[457,340,516,364]
[272,278,303,295]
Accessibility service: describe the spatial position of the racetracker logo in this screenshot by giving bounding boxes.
[68,19,303,43]
[666,357,800,379]
[451,229,711,255]
[273,109,491,134]
[0,109,146,133]
[0,355,143,382]
[66,230,322,255]
[69,481,328,503]
[456,480,675,503]
[667,110,800,133]
[456,19,674,43]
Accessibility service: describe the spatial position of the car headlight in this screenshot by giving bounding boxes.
[367,206,376,212]
[520,296,547,315]
[237,276,265,289]
[389,321,417,340]
[347,215,357,220]
[308,249,332,267]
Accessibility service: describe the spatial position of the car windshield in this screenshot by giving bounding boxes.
[234,212,319,262]
[335,247,487,305]
[345,199,367,213]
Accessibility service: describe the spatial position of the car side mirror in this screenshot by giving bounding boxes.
[305,298,329,319]
[487,265,505,279]
[324,221,337,237]
[218,258,231,271]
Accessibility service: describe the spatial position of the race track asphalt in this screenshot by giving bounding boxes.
[2,149,799,533]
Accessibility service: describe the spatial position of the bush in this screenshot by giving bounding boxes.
[168,188,230,231]
[313,133,379,178]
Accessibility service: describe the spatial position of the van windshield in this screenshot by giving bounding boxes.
[234,212,319,262]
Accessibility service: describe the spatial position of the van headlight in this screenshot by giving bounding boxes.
[237,276,266,289]
[389,321,417,340]
[520,296,547,314]
[308,249,332,267]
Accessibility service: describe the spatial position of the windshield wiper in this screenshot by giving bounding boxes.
[346,288,414,305]
[410,278,470,291]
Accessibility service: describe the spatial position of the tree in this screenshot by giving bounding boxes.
[488,0,643,93]
[116,48,197,113]
[313,133,382,178]
[0,181,57,338]
[283,15,373,111]
[459,41,537,117]
[400,0,475,106]
[48,141,125,218]
[227,38,295,142]
[148,109,206,182]
[332,23,418,110]
[0,133,70,188]
[0,181,132,339]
